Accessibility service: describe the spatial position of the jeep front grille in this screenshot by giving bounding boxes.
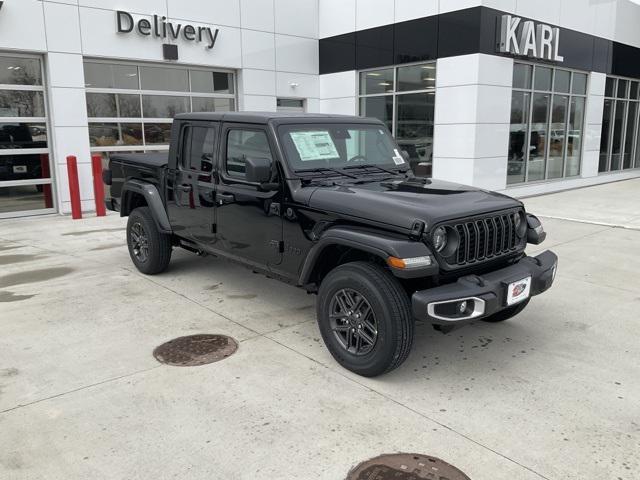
[443,211,523,267]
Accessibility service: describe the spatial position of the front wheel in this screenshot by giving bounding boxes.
[482,298,530,323]
[126,206,172,275]
[316,261,414,377]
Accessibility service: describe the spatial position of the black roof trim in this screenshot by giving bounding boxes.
[175,111,385,126]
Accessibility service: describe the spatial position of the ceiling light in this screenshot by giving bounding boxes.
[421,65,435,69]
[378,82,391,86]
[367,72,381,76]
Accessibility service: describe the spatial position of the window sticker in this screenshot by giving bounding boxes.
[290,130,340,161]
[392,148,405,166]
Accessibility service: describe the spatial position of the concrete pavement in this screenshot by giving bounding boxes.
[1,180,639,480]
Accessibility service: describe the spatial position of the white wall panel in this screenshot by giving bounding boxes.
[559,0,597,36]
[439,0,481,14]
[613,0,640,48]
[49,88,88,128]
[306,98,320,112]
[0,0,47,52]
[473,156,508,190]
[242,94,277,111]
[432,157,475,185]
[43,2,82,54]
[276,71,319,98]
[320,71,357,99]
[275,35,318,74]
[167,0,240,28]
[240,69,277,96]
[275,0,318,38]
[319,0,356,38]
[46,53,85,89]
[78,0,166,15]
[170,27,242,68]
[240,0,275,32]
[394,0,437,23]
[241,30,276,70]
[515,0,561,26]
[355,0,394,30]
[320,97,356,115]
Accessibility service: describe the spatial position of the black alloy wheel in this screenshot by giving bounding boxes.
[329,288,378,356]
[129,221,149,263]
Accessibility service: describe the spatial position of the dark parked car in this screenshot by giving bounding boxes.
[103,112,557,376]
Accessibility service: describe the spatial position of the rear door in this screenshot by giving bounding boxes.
[166,121,218,247]
[215,123,283,268]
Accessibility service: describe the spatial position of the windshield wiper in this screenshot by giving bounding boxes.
[294,167,358,179]
[342,164,406,176]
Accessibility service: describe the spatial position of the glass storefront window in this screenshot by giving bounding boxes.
[513,63,532,89]
[140,66,189,92]
[548,95,568,179]
[508,63,587,184]
[86,93,141,118]
[89,123,143,147]
[83,62,139,89]
[534,67,552,91]
[599,75,640,173]
[359,96,393,132]
[0,91,45,117]
[358,62,436,176]
[0,55,53,217]
[141,95,189,118]
[397,64,435,91]
[192,97,234,112]
[359,69,394,95]
[0,57,42,86]
[566,97,585,177]
[554,70,571,94]
[85,61,236,155]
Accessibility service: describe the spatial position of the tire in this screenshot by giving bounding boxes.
[482,298,530,323]
[126,206,172,275]
[316,261,414,377]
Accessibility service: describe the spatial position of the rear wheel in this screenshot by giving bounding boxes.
[482,298,530,323]
[127,206,172,275]
[316,261,414,377]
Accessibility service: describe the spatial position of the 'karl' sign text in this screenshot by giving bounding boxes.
[116,11,219,50]
[499,15,563,62]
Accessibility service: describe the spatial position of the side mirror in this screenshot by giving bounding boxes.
[401,150,410,161]
[245,157,272,184]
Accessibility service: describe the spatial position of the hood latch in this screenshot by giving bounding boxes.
[409,220,426,240]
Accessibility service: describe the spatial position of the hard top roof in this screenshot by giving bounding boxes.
[174,111,384,126]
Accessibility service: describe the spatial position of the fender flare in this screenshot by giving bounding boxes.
[121,179,172,233]
[298,227,437,285]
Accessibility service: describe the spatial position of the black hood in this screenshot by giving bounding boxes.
[306,178,522,231]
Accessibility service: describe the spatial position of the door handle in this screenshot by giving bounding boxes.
[178,184,192,193]
[217,192,235,204]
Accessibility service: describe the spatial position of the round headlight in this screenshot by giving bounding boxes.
[514,212,526,237]
[432,226,447,252]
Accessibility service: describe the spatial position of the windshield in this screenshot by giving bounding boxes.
[278,123,408,173]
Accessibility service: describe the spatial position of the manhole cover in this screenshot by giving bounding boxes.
[153,334,238,366]
[346,453,471,480]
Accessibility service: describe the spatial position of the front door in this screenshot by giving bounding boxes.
[215,124,283,268]
[167,121,218,247]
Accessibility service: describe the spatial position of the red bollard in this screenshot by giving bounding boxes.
[66,155,82,219]
[91,154,106,217]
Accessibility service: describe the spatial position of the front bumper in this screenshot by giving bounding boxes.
[412,250,557,325]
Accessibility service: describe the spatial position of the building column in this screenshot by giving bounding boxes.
[582,72,606,178]
[432,54,513,190]
[43,2,93,214]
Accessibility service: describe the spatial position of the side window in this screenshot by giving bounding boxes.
[182,125,216,172]
[226,129,272,178]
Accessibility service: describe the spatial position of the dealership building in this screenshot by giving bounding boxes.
[1,0,640,218]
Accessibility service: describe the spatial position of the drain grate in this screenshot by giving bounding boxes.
[153,334,238,367]
[346,453,471,480]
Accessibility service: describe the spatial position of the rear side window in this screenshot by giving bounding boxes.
[226,129,272,178]
[182,125,216,172]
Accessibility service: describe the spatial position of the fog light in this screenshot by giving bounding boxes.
[458,301,467,314]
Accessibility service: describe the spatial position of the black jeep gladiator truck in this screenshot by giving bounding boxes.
[103,112,557,377]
